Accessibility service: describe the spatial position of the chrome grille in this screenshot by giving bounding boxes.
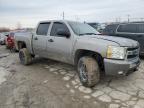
[127,47,139,59]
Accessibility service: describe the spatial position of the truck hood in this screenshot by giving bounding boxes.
[82,35,139,48]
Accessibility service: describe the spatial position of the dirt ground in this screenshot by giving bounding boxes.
[0,45,144,108]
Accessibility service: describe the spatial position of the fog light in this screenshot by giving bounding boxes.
[130,64,136,68]
[118,71,124,75]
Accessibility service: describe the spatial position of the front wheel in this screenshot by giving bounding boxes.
[19,48,32,65]
[77,56,100,87]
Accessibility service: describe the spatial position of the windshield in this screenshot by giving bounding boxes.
[88,23,99,29]
[69,22,99,36]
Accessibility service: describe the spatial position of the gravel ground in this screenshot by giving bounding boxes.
[0,45,144,108]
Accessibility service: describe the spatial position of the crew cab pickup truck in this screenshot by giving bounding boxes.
[15,20,140,87]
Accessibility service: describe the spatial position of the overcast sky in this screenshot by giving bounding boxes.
[0,0,144,28]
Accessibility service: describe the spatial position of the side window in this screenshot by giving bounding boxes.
[10,33,14,37]
[36,23,50,35]
[127,24,137,33]
[103,25,111,33]
[50,22,70,36]
[117,24,137,33]
[104,24,118,35]
[117,24,128,32]
[138,24,144,33]
[108,25,116,34]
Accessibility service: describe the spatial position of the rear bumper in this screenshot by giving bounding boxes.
[104,57,140,76]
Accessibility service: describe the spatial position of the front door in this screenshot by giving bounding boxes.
[47,22,74,63]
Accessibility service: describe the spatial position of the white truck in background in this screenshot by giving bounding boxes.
[0,33,6,45]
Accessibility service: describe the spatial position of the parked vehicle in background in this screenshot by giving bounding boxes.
[102,23,119,36]
[103,22,144,55]
[5,32,16,49]
[15,20,140,87]
[88,22,107,33]
[3,32,9,47]
[0,33,6,45]
[3,32,9,37]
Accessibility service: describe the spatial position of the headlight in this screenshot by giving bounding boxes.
[107,46,127,59]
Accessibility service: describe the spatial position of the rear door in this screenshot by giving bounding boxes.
[116,24,138,41]
[33,22,50,56]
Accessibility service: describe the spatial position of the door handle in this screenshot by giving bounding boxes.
[48,39,54,42]
[34,37,38,40]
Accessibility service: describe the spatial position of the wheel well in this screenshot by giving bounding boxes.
[74,49,104,71]
[17,41,26,49]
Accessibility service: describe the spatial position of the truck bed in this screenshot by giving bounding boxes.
[14,31,33,53]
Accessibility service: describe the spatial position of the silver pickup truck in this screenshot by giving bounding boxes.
[15,20,140,87]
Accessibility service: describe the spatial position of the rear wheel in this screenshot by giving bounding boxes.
[77,56,100,87]
[19,48,32,65]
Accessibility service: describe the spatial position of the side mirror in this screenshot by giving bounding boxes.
[56,29,70,38]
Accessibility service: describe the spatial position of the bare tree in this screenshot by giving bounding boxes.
[0,27,10,32]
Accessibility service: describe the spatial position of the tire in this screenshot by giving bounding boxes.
[77,56,100,87]
[5,45,9,49]
[19,48,32,65]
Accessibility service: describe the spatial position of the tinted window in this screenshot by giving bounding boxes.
[103,24,118,35]
[50,22,70,36]
[36,23,50,35]
[137,24,144,33]
[117,24,137,33]
[10,33,14,37]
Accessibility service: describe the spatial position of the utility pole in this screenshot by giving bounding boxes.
[62,11,65,20]
[116,17,120,23]
[128,14,130,22]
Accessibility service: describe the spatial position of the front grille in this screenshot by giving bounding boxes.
[127,55,137,59]
[127,47,139,51]
[127,47,139,59]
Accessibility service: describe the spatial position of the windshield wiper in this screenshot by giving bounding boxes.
[79,33,97,36]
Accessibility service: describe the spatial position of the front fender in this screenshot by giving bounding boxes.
[72,39,109,58]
